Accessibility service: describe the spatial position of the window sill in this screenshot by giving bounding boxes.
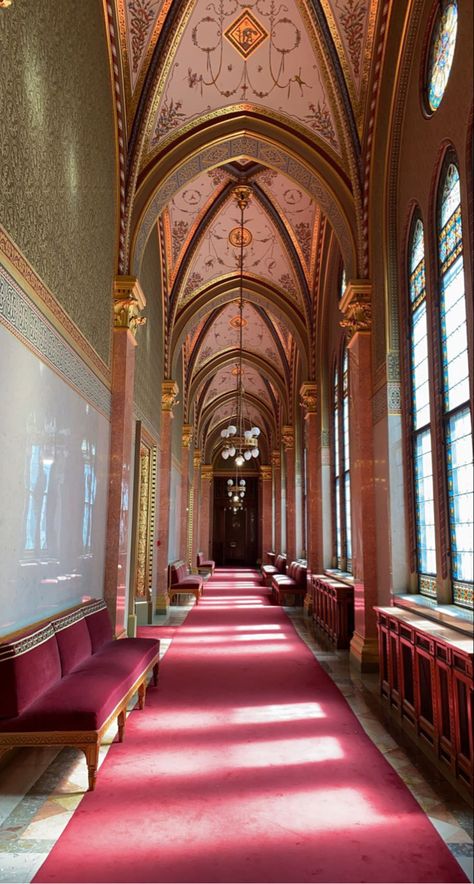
[393,593,473,637]
[324,569,354,587]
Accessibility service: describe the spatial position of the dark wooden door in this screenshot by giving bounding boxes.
[212,476,258,566]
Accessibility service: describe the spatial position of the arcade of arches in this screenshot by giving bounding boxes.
[0,0,473,851]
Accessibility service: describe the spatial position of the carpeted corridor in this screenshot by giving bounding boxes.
[34,569,468,883]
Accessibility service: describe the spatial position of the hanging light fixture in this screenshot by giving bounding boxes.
[221,184,260,465]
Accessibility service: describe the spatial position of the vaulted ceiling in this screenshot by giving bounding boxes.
[111,0,384,464]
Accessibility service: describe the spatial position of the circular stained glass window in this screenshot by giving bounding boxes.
[426,1,458,113]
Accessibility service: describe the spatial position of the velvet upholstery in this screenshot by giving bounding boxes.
[82,600,114,652]
[53,609,92,675]
[0,624,61,719]
[197,552,215,573]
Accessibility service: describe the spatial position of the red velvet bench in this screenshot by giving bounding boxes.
[271,562,307,606]
[169,561,204,605]
[261,553,286,587]
[197,551,215,575]
[0,600,160,791]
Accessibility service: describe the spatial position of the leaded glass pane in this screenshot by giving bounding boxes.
[427,1,458,113]
[335,477,342,561]
[446,408,473,583]
[414,430,437,578]
[340,267,346,300]
[345,474,352,562]
[411,303,430,429]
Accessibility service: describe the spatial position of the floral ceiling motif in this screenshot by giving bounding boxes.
[202,364,273,410]
[148,0,340,155]
[179,190,301,310]
[207,400,267,436]
[195,302,283,371]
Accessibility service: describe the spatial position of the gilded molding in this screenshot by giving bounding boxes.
[193,449,202,470]
[282,425,295,450]
[271,449,281,468]
[300,381,318,413]
[113,276,147,335]
[161,379,179,412]
[182,424,193,448]
[260,465,272,481]
[201,464,213,481]
[340,280,372,339]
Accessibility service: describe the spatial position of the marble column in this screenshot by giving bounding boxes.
[155,380,179,614]
[272,449,282,554]
[179,425,193,561]
[191,449,201,570]
[341,282,378,670]
[282,425,296,562]
[300,382,322,616]
[200,465,213,558]
[104,277,146,635]
[260,465,273,563]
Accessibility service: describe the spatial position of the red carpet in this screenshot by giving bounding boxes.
[35,569,467,883]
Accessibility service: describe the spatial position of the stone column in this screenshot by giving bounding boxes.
[300,383,323,573]
[104,277,146,635]
[200,465,213,559]
[191,449,201,570]
[341,282,378,670]
[179,425,193,561]
[260,465,273,563]
[155,380,179,614]
[272,449,282,553]
[282,425,296,562]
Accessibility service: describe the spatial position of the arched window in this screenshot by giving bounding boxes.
[437,162,473,603]
[332,350,352,574]
[339,266,346,300]
[408,217,437,596]
[426,1,458,113]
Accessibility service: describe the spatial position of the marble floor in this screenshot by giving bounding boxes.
[0,601,472,884]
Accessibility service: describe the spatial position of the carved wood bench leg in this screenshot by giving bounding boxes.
[118,708,126,740]
[83,741,100,791]
[153,661,159,686]
[137,681,146,710]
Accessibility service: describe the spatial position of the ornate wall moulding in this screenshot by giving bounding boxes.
[282,425,295,450]
[161,379,179,412]
[113,276,147,336]
[193,449,202,470]
[300,381,318,414]
[340,280,372,338]
[271,449,281,468]
[201,464,214,481]
[182,423,193,448]
[259,464,273,481]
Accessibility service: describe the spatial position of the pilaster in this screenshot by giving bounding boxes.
[340,282,379,670]
[191,449,201,569]
[179,424,193,561]
[271,450,282,554]
[300,382,323,574]
[104,277,146,634]
[155,380,179,614]
[259,465,273,563]
[200,464,213,559]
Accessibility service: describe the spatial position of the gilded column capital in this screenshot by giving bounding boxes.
[201,464,213,481]
[282,425,295,450]
[193,450,202,470]
[271,450,281,469]
[182,424,193,448]
[113,276,146,336]
[161,380,179,412]
[259,465,272,481]
[300,382,318,414]
[340,280,372,339]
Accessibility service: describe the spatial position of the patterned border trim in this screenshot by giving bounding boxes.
[453,581,473,609]
[105,1,127,271]
[51,609,86,634]
[81,599,108,618]
[372,381,401,423]
[0,624,56,661]
[132,135,354,277]
[0,264,112,419]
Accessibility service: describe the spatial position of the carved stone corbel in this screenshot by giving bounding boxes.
[182,424,193,448]
[259,465,272,481]
[300,382,318,414]
[161,380,179,413]
[340,281,372,339]
[282,425,295,450]
[201,465,213,481]
[271,450,281,468]
[113,277,146,336]
[193,450,202,470]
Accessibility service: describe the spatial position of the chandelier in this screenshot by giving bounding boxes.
[220,184,260,466]
[226,477,246,512]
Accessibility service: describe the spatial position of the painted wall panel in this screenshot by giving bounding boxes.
[0,325,109,634]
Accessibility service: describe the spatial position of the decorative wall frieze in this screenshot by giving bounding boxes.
[340,280,372,339]
[201,464,213,481]
[182,424,193,448]
[113,276,147,336]
[260,465,272,481]
[271,449,281,468]
[300,381,318,414]
[282,425,295,450]
[161,379,179,412]
[0,263,111,417]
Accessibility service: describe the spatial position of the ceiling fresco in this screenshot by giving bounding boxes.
[178,189,302,311]
[111,0,386,462]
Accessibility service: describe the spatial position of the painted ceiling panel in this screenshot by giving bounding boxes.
[195,303,282,371]
[179,192,301,309]
[119,0,172,113]
[164,168,231,280]
[255,168,319,283]
[148,0,340,156]
[202,365,273,410]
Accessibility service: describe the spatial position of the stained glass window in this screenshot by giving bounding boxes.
[340,266,346,300]
[438,163,473,599]
[342,348,352,571]
[333,366,342,564]
[332,353,352,573]
[409,218,437,588]
[427,1,458,113]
